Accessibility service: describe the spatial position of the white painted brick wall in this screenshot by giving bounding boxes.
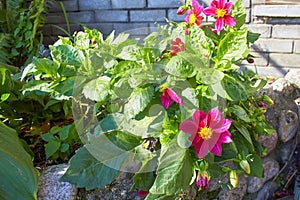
[269,53,300,68]
[273,25,300,39]
[252,39,293,53]
[294,40,300,54]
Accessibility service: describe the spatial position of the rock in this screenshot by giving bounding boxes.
[217,174,247,200]
[38,164,77,200]
[278,110,298,142]
[285,69,300,87]
[247,158,280,193]
[256,180,278,200]
[277,139,294,163]
[258,131,278,156]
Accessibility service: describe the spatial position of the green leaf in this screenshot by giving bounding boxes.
[1,93,10,101]
[165,56,196,78]
[197,68,224,85]
[231,0,246,29]
[61,143,70,153]
[221,75,248,101]
[50,44,85,67]
[249,153,263,178]
[83,76,111,102]
[149,139,193,195]
[45,140,61,159]
[145,193,176,200]
[60,147,120,190]
[0,121,38,200]
[59,125,71,141]
[132,158,157,191]
[124,86,154,119]
[233,122,254,152]
[231,105,251,123]
[216,30,248,64]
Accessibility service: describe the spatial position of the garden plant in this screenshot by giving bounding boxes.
[0,0,275,199]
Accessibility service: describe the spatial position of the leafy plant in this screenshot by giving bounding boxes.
[20,0,274,198]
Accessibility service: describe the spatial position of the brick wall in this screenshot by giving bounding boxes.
[43,0,300,74]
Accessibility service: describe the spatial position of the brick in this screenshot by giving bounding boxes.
[273,25,300,39]
[68,11,95,23]
[84,23,114,35]
[40,25,52,36]
[79,0,110,10]
[95,10,128,22]
[46,13,65,24]
[148,0,182,8]
[246,24,272,38]
[51,23,81,36]
[294,40,300,54]
[167,9,185,22]
[240,66,288,78]
[241,52,269,66]
[253,5,300,17]
[252,0,265,4]
[111,0,146,9]
[43,36,57,46]
[269,53,300,68]
[130,10,166,22]
[49,0,78,12]
[251,39,293,53]
[113,23,149,35]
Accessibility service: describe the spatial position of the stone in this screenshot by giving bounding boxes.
[247,158,280,193]
[256,180,278,200]
[277,139,294,163]
[285,69,300,87]
[258,131,278,156]
[217,174,248,200]
[278,110,298,142]
[38,164,77,200]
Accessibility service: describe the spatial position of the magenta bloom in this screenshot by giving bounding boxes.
[161,87,184,109]
[184,0,204,26]
[171,38,185,56]
[179,108,232,159]
[196,172,210,190]
[203,0,236,33]
[137,190,148,197]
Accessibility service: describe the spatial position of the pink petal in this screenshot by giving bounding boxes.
[224,2,233,14]
[161,93,172,108]
[203,7,217,17]
[196,141,210,159]
[218,131,232,143]
[213,118,232,133]
[224,15,236,27]
[218,0,226,9]
[207,108,222,126]
[215,18,224,33]
[192,110,207,127]
[210,143,222,156]
[167,88,184,107]
[179,120,198,137]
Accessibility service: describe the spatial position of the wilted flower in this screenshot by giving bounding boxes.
[177,5,188,15]
[160,86,184,109]
[171,37,185,56]
[196,171,210,190]
[258,102,267,107]
[137,190,148,197]
[203,0,236,33]
[184,0,204,26]
[179,108,232,159]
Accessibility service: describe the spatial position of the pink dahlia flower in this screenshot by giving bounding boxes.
[196,171,210,190]
[184,0,204,26]
[161,87,184,109]
[203,0,236,33]
[171,37,185,56]
[179,108,232,159]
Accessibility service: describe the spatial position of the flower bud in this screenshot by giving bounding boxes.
[239,159,251,174]
[177,5,188,15]
[262,94,274,106]
[196,171,210,190]
[229,170,238,188]
[259,102,267,107]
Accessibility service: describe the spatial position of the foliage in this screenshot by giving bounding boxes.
[0,121,38,200]
[17,0,275,198]
[0,0,52,67]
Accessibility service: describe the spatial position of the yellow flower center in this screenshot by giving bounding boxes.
[198,127,213,140]
[216,8,226,18]
[189,13,197,24]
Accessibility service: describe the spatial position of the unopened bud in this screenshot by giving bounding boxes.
[177,5,188,15]
[239,160,251,174]
[229,170,238,188]
[262,94,274,106]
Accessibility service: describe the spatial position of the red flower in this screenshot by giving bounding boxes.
[203,0,236,33]
[137,190,148,197]
[184,0,204,26]
[161,86,184,109]
[171,38,185,56]
[179,108,232,159]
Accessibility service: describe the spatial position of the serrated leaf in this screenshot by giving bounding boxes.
[221,75,248,101]
[165,56,195,78]
[50,44,85,67]
[83,76,111,102]
[231,0,246,29]
[149,139,193,195]
[124,86,154,119]
[0,121,38,200]
[197,68,224,85]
